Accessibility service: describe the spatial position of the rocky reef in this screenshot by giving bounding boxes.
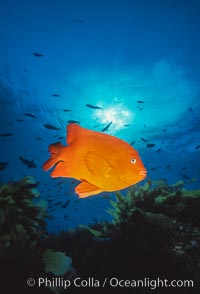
[0,176,46,252]
[0,177,200,293]
[0,177,74,293]
[46,180,200,293]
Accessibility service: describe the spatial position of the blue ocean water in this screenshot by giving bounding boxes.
[0,0,200,233]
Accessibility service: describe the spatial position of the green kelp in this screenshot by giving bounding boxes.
[115,179,200,225]
[1,177,199,293]
[0,177,75,294]
[0,176,47,252]
[0,177,48,292]
[44,180,199,294]
[107,180,200,255]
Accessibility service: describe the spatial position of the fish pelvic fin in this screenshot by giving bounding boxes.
[75,180,102,198]
[42,142,64,171]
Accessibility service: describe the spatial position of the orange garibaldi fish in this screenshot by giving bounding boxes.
[43,124,147,198]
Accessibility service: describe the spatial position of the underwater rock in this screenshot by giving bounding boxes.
[0,208,5,229]
[0,234,11,249]
[1,177,200,293]
[11,224,30,244]
[0,176,54,293]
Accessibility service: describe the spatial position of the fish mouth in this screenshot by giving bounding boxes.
[139,170,147,177]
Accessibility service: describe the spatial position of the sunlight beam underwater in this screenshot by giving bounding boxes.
[93,104,134,133]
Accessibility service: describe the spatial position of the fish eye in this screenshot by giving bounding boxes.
[131,158,137,164]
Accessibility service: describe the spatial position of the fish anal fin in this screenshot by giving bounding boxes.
[42,142,64,171]
[85,151,112,176]
[75,181,102,198]
[50,161,69,178]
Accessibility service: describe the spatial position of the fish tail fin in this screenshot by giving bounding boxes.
[42,142,64,171]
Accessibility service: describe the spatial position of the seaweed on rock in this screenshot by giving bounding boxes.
[45,180,200,294]
[0,177,51,293]
[0,176,47,253]
[118,179,200,224]
[1,177,200,293]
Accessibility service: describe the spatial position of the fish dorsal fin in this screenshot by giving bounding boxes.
[66,123,87,145]
[75,180,102,198]
[85,151,112,176]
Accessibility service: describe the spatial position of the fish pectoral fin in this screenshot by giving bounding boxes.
[75,181,102,198]
[85,151,112,176]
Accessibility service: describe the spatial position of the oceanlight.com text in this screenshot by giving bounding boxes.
[27,276,194,290]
